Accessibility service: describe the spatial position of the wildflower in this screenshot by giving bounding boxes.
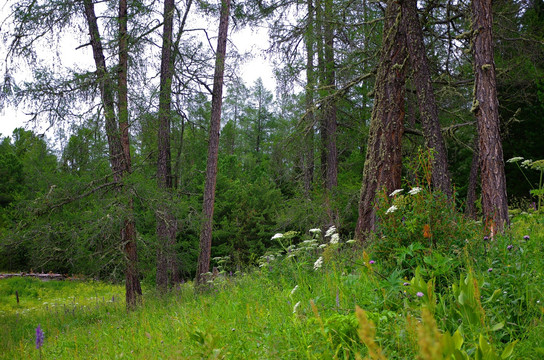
[313,256,324,270]
[403,282,410,286]
[488,268,493,273]
[346,239,356,244]
[293,301,301,313]
[416,292,424,298]
[507,245,513,251]
[389,189,404,197]
[524,235,530,240]
[506,156,524,163]
[319,244,327,249]
[521,159,533,168]
[484,236,489,241]
[271,233,283,240]
[385,205,398,214]
[309,228,321,234]
[290,285,299,296]
[35,324,44,349]
[325,226,336,237]
[408,187,422,195]
[330,233,340,244]
[423,224,431,239]
[369,260,375,265]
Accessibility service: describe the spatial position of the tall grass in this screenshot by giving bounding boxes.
[1,212,543,359]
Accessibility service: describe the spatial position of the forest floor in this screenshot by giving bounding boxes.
[1,212,543,359]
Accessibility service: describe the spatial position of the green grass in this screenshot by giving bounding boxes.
[1,212,543,359]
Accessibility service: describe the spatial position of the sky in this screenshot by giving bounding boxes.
[0,2,276,139]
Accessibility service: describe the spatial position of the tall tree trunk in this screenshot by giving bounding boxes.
[83,0,141,308]
[195,0,231,285]
[156,0,177,293]
[118,0,141,309]
[355,0,407,240]
[171,0,192,190]
[315,0,327,183]
[255,95,262,154]
[303,0,315,196]
[401,0,452,197]
[471,0,509,233]
[323,0,337,191]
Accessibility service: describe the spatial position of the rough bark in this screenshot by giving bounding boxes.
[303,0,315,196]
[323,0,338,191]
[315,0,327,183]
[83,0,122,177]
[355,0,407,241]
[118,0,141,309]
[156,0,177,293]
[195,0,230,285]
[83,0,142,308]
[471,0,509,233]
[401,0,452,197]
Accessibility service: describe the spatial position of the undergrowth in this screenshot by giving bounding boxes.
[1,210,543,359]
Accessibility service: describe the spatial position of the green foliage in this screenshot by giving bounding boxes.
[373,185,474,271]
[1,214,543,359]
[506,157,544,211]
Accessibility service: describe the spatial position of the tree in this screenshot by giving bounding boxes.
[222,80,249,155]
[302,0,316,196]
[321,0,338,191]
[83,0,142,307]
[196,0,231,285]
[471,0,509,233]
[156,0,178,292]
[246,78,275,156]
[313,0,338,191]
[355,0,406,240]
[401,0,452,197]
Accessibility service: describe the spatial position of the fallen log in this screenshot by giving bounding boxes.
[0,272,66,281]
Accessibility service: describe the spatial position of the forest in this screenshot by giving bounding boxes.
[0,0,543,358]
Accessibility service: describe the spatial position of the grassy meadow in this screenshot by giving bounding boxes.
[1,210,544,359]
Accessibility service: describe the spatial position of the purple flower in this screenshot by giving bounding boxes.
[403,282,410,286]
[35,324,44,350]
[416,292,424,298]
[488,268,493,273]
[507,245,513,251]
[369,260,375,265]
[524,235,530,240]
[484,236,489,241]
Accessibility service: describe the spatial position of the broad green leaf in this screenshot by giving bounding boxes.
[453,349,470,360]
[453,329,464,349]
[500,340,518,359]
[479,334,491,355]
[491,322,504,331]
[458,290,467,305]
